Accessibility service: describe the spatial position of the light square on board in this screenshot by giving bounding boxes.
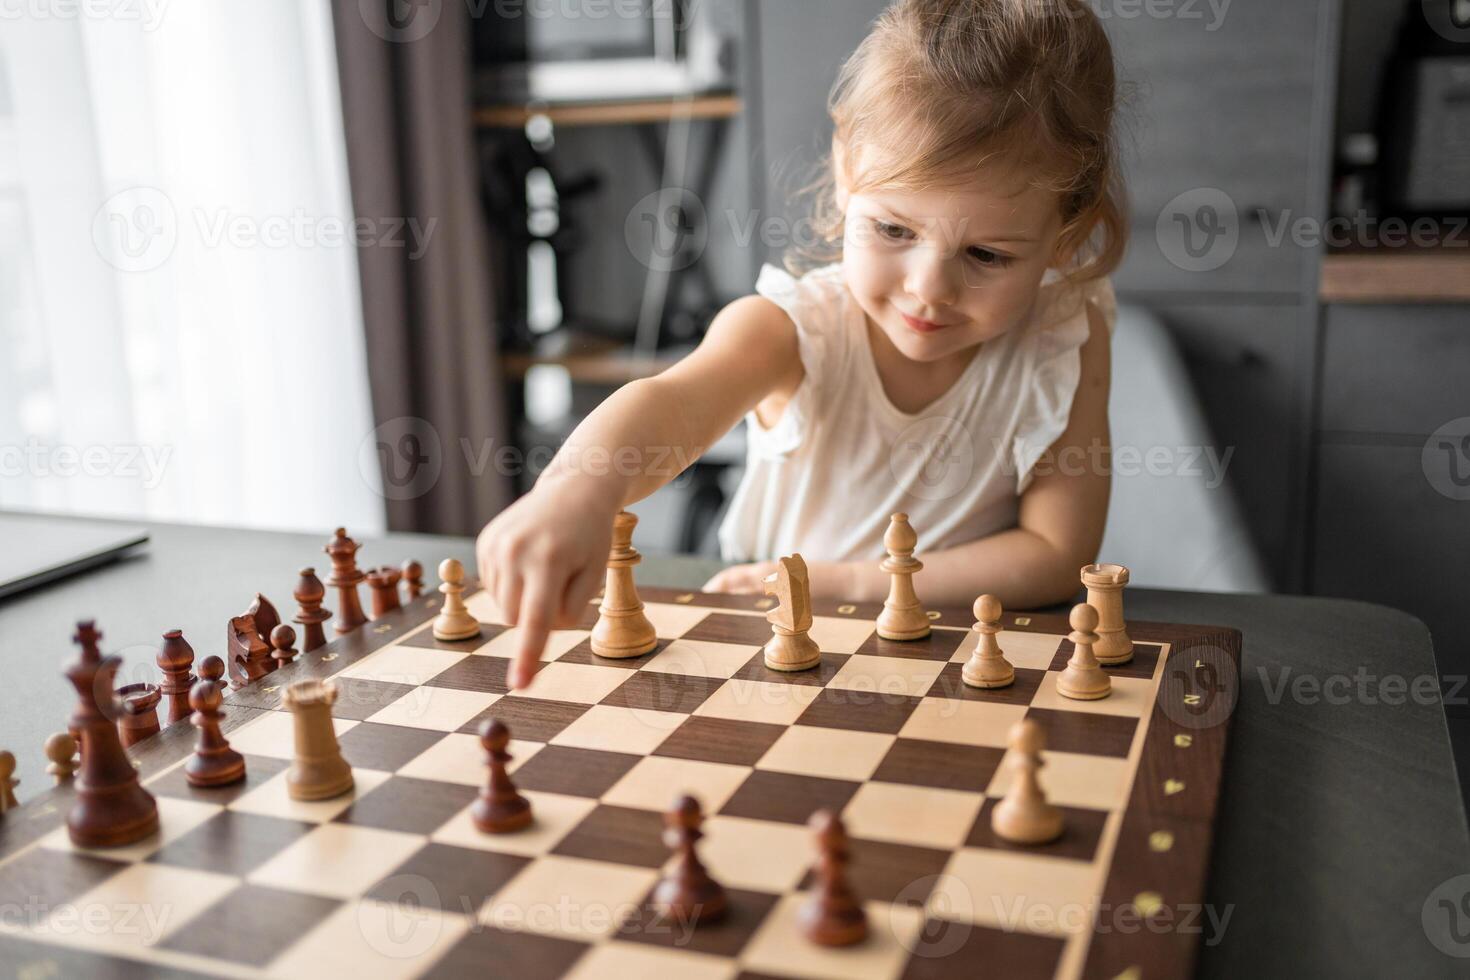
[692,814,812,893]
[565,942,736,980]
[807,615,880,654]
[366,686,500,732]
[827,654,949,698]
[755,726,896,782]
[226,710,359,760]
[481,854,659,940]
[228,767,392,823]
[476,628,590,662]
[739,894,925,980]
[1029,671,1156,717]
[519,661,633,704]
[247,821,425,899]
[899,697,1028,748]
[641,639,760,679]
[841,781,984,850]
[694,678,823,725]
[932,847,1101,937]
[431,791,597,858]
[602,756,753,813]
[336,644,469,685]
[986,749,1132,812]
[33,863,237,952]
[640,601,719,638]
[39,796,221,863]
[398,732,542,786]
[550,703,685,755]
[269,898,473,980]
[465,589,502,622]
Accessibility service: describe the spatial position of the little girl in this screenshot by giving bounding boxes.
[479,0,1128,688]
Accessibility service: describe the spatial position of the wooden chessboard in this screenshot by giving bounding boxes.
[0,582,1241,980]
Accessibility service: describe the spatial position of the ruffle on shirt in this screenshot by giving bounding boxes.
[1011,275,1118,492]
[746,263,844,459]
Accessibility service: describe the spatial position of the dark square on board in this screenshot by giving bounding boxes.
[511,745,643,798]
[334,775,479,835]
[653,716,788,767]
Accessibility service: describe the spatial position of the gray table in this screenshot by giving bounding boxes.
[1,519,1467,978]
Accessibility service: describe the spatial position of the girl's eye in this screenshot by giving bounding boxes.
[968,246,1011,267]
[875,220,913,241]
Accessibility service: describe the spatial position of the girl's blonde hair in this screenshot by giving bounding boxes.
[786,0,1130,289]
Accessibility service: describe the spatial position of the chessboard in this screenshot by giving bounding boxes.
[0,579,1241,980]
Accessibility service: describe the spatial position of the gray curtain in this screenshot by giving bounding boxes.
[332,0,513,533]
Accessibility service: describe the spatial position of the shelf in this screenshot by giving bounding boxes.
[1321,244,1470,304]
[475,94,742,130]
[501,331,688,385]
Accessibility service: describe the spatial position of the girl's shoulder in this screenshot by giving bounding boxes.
[751,262,859,386]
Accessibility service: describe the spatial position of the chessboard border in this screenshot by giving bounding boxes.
[0,583,1242,980]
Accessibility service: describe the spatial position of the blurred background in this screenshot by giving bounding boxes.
[1,1,1468,774]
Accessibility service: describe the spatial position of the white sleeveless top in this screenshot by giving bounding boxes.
[717,262,1117,562]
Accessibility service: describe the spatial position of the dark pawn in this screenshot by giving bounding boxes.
[198,655,226,685]
[66,621,158,847]
[471,720,532,834]
[367,566,403,619]
[799,809,867,946]
[402,560,425,599]
[270,624,299,669]
[157,630,197,725]
[185,679,245,787]
[652,795,727,924]
[292,567,332,652]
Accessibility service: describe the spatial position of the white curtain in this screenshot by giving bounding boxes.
[0,0,385,533]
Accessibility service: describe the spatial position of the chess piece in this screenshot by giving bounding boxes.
[65,621,159,847]
[367,566,403,620]
[292,567,332,652]
[283,679,354,800]
[470,719,532,833]
[962,594,1015,688]
[402,559,425,600]
[798,809,867,946]
[185,679,246,787]
[762,555,820,671]
[157,629,197,725]
[991,719,1065,844]
[198,655,226,686]
[115,683,162,748]
[1081,563,1133,665]
[876,513,930,640]
[0,751,17,814]
[433,559,482,641]
[590,512,658,658]
[226,593,280,689]
[270,624,299,669]
[1056,604,1111,701]
[325,528,368,634]
[651,795,727,924]
[45,732,78,785]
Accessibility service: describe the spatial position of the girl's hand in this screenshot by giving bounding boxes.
[476,479,622,690]
[704,559,865,599]
[702,561,779,595]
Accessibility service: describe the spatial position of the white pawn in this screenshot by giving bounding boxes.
[45,732,78,785]
[433,559,481,641]
[962,594,1014,688]
[991,720,1064,844]
[1055,603,1111,701]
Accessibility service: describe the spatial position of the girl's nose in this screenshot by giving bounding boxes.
[903,245,960,310]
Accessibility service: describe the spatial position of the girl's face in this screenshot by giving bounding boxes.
[840,163,1066,365]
